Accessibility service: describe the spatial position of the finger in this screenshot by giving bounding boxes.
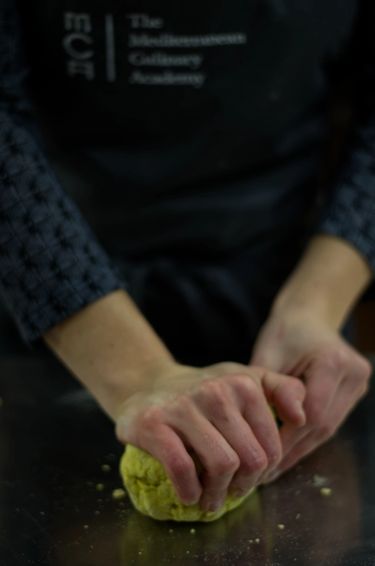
[261,368,342,483]
[250,346,284,372]
[209,394,274,496]
[318,372,369,433]
[270,429,323,479]
[241,379,282,458]
[242,392,284,488]
[280,422,310,456]
[199,389,273,496]
[260,370,306,426]
[280,362,343,458]
[303,363,342,421]
[138,423,203,505]
[168,405,241,512]
[217,411,270,498]
[259,422,310,484]
[198,377,281,490]
[266,372,364,482]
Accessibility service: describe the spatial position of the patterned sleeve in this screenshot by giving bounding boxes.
[317,0,375,274]
[0,0,123,343]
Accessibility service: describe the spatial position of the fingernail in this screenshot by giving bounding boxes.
[184,488,202,505]
[296,401,305,416]
[231,488,248,498]
[266,470,280,483]
[212,500,224,512]
[205,500,222,513]
[182,497,199,507]
[295,402,306,421]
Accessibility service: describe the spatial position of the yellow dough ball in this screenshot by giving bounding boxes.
[120,444,255,522]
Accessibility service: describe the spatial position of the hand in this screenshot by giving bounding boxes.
[250,310,372,482]
[115,362,306,512]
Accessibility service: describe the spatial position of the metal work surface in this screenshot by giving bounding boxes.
[0,356,375,566]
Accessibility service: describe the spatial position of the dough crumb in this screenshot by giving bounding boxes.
[96,483,105,492]
[296,513,301,520]
[320,487,332,497]
[255,538,260,544]
[101,464,111,473]
[169,528,174,533]
[112,488,126,500]
[83,525,89,530]
[277,523,285,530]
[190,528,196,534]
[313,474,328,487]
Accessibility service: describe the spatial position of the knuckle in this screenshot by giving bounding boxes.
[140,405,163,428]
[238,459,255,476]
[345,357,372,398]
[233,382,262,411]
[202,379,222,396]
[320,348,348,374]
[214,453,240,476]
[226,373,247,389]
[172,394,194,418]
[357,357,372,381]
[317,347,349,377]
[359,379,370,397]
[240,453,267,475]
[202,380,229,406]
[238,449,268,474]
[346,375,369,399]
[251,451,268,472]
[216,361,245,374]
[235,377,259,402]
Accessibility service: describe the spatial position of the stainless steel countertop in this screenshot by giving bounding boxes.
[0,355,374,566]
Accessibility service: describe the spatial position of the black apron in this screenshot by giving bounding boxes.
[1,0,358,363]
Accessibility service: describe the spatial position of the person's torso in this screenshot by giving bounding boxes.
[19,0,358,256]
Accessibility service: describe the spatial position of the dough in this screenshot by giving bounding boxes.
[120,444,255,522]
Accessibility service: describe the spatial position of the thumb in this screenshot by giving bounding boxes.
[261,370,306,427]
[250,337,286,371]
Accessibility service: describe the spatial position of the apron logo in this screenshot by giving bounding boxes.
[63,12,95,80]
[61,11,247,87]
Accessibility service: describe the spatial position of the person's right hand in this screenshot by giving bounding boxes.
[115,362,306,512]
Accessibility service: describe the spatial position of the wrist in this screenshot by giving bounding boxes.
[271,235,372,331]
[44,290,180,421]
[92,357,183,421]
[271,281,341,331]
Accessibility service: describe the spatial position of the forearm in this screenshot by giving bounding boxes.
[272,234,373,329]
[44,290,178,420]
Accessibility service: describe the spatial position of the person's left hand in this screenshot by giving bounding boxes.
[250,309,372,482]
